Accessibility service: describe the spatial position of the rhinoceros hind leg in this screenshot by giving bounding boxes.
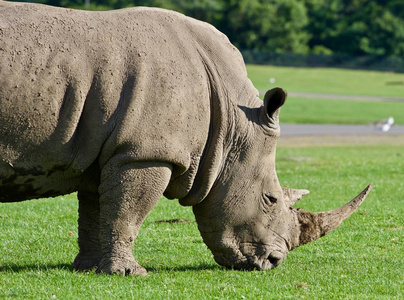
[73,190,102,271]
[96,161,172,275]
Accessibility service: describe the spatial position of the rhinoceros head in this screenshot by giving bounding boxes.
[192,87,372,270]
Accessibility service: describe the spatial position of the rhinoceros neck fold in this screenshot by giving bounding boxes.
[178,53,230,206]
[178,40,259,206]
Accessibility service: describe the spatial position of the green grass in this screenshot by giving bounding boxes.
[247,65,404,97]
[246,65,404,124]
[1,144,403,299]
[1,66,403,298]
[280,97,404,124]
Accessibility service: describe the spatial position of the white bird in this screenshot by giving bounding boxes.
[374,116,394,132]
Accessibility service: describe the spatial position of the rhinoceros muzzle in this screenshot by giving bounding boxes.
[220,249,284,271]
[247,250,285,270]
[211,238,289,271]
[199,184,373,271]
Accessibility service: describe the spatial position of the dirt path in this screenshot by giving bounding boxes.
[280,123,404,136]
[279,134,404,147]
[279,123,404,147]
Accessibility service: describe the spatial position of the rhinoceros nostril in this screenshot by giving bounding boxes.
[268,256,280,266]
[268,251,284,267]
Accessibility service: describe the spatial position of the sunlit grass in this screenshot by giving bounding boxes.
[247,64,404,97]
[1,63,403,299]
[1,144,403,298]
[281,97,404,124]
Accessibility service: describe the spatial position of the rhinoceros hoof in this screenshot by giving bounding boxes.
[72,254,101,271]
[96,257,148,276]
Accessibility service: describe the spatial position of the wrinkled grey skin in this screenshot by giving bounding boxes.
[0,1,371,275]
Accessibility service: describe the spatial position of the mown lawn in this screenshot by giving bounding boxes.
[247,65,404,125]
[1,66,403,298]
[1,143,403,299]
[247,65,404,97]
[280,97,404,125]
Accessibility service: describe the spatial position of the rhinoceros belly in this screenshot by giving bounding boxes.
[0,162,81,202]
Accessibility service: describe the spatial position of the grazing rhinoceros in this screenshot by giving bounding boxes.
[0,1,372,275]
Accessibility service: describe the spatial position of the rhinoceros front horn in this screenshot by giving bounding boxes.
[295,184,372,247]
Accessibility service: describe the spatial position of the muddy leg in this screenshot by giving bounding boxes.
[97,161,172,275]
[73,191,102,271]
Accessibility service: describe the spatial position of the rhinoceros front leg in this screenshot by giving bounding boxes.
[73,190,102,271]
[97,160,172,275]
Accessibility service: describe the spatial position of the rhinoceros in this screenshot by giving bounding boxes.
[0,1,372,275]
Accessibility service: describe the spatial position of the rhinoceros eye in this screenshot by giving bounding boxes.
[264,194,278,205]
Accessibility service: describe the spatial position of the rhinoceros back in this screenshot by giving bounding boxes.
[0,2,256,202]
[0,2,125,200]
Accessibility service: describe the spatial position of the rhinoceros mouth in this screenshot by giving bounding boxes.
[244,250,285,270]
[213,248,285,271]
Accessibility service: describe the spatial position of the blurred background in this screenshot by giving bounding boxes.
[15,0,404,72]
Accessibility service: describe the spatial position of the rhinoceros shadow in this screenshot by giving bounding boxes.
[0,262,222,274]
[0,263,73,273]
[148,263,222,273]
[238,105,261,124]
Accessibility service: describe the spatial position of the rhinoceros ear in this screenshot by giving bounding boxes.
[260,87,287,131]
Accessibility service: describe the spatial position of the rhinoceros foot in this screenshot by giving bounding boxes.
[96,256,147,276]
[72,254,102,271]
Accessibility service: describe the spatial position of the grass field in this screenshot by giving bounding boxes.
[1,144,403,298]
[1,66,404,299]
[247,65,404,97]
[246,65,404,125]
